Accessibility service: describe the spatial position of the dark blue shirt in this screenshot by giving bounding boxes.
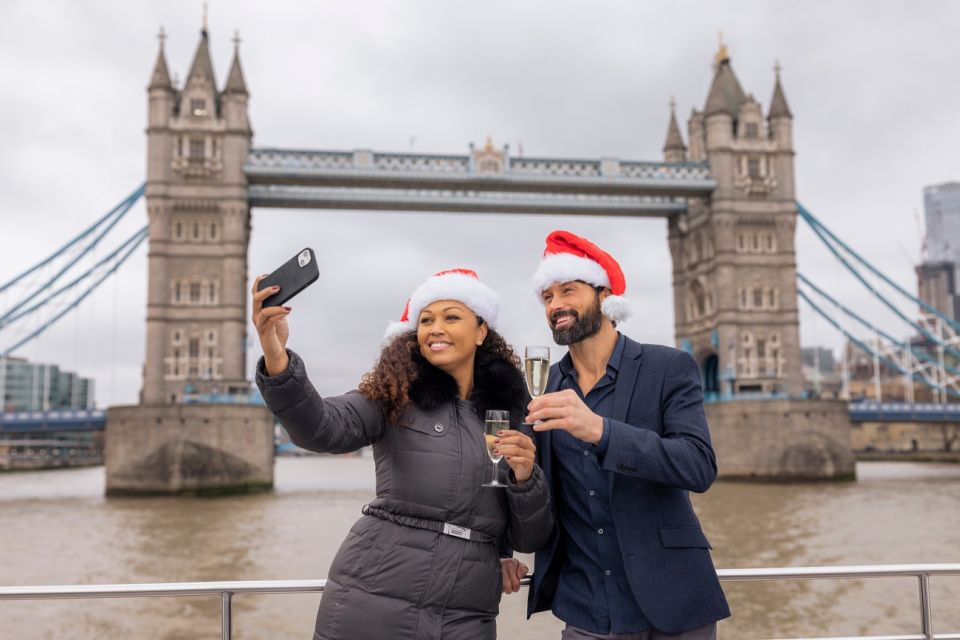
[551,332,650,634]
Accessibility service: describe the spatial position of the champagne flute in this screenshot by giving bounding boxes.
[482,409,509,488]
[524,346,551,399]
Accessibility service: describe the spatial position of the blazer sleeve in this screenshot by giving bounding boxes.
[504,464,555,553]
[255,349,386,454]
[600,350,718,493]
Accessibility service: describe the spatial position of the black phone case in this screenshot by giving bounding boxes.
[258,248,319,307]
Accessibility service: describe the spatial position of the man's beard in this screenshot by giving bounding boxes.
[551,296,604,346]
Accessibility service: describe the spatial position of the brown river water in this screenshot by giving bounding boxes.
[2,457,959,639]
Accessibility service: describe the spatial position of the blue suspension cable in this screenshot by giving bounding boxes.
[797,203,960,360]
[1,227,148,357]
[0,184,145,296]
[797,289,957,399]
[797,272,960,377]
[0,186,145,324]
[797,202,960,334]
[0,227,148,329]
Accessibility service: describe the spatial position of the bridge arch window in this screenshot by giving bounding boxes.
[744,122,759,139]
[753,288,763,308]
[737,234,746,252]
[174,221,183,240]
[172,330,183,345]
[209,222,218,240]
[207,282,217,304]
[766,234,776,252]
[188,338,200,359]
[189,282,202,304]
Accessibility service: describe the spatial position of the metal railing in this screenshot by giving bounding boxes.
[1,563,958,640]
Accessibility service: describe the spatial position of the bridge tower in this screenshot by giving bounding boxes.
[105,26,272,497]
[667,44,802,398]
[143,26,252,404]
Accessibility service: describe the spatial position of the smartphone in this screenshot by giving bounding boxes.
[257,248,320,308]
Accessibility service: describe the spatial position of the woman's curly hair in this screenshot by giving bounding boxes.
[358,319,520,424]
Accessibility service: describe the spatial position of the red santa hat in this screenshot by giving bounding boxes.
[384,268,500,340]
[532,230,632,323]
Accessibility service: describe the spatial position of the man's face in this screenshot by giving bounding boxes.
[540,281,605,346]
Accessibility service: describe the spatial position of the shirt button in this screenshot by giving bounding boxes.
[604,570,612,576]
[588,490,595,496]
[583,450,589,456]
[597,528,604,535]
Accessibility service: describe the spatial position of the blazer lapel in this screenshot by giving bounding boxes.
[611,337,643,424]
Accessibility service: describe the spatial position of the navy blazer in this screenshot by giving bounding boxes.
[527,336,730,634]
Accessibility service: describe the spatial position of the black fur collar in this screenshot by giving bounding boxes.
[409,353,529,426]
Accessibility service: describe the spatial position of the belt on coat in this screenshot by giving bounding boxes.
[361,505,497,544]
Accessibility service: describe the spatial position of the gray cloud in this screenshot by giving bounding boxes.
[2,0,959,406]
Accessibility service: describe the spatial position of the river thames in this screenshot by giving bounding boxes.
[2,457,959,639]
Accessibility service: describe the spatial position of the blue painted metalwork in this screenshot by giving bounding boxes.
[798,205,960,360]
[0,409,107,433]
[1,227,148,357]
[2,227,148,330]
[848,401,960,422]
[797,272,960,377]
[798,202,960,335]
[0,185,144,315]
[797,289,959,399]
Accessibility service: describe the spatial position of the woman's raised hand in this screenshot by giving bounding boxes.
[494,429,536,485]
[252,275,292,376]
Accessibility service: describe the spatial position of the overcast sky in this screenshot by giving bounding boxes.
[2,1,959,407]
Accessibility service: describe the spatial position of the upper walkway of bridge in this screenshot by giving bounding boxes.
[244,145,715,215]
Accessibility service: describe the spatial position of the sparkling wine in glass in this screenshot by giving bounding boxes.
[524,346,551,399]
[482,410,509,488]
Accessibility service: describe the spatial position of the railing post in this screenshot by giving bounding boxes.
[918,573,933,640]
[221,591,233,640]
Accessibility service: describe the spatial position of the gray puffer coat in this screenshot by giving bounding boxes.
[256,349,554,640]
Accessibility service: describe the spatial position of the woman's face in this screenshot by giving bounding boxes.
[417,299,488,374]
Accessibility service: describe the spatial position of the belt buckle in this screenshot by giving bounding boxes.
[442,522,472,540]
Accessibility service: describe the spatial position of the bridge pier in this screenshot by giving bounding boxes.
[105,405,274,496]
[707,399,856,481]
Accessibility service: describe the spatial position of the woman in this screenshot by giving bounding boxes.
[253,268,553,640]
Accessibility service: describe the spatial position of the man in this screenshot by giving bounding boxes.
[505,230,729,639]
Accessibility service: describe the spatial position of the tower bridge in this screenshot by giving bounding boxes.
[5,25,869,490]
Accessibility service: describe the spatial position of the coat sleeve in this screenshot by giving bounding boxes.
[504,464,555,553]
[255,349,386,454]
[599,350,718,493]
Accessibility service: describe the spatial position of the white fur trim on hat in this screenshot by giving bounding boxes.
[383,272,499,339]
[532,253,611,295]
[601,295,633,323]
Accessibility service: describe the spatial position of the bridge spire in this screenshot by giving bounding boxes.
[663,96,687,162]
[703,38,745,117]
[185,20,217,91]
[148,26,173,91]
[224,30,248,95]
[768,60,793,120]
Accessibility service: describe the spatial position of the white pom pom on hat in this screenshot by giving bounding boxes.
[532,230,633,323]
[384,268,499,340]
